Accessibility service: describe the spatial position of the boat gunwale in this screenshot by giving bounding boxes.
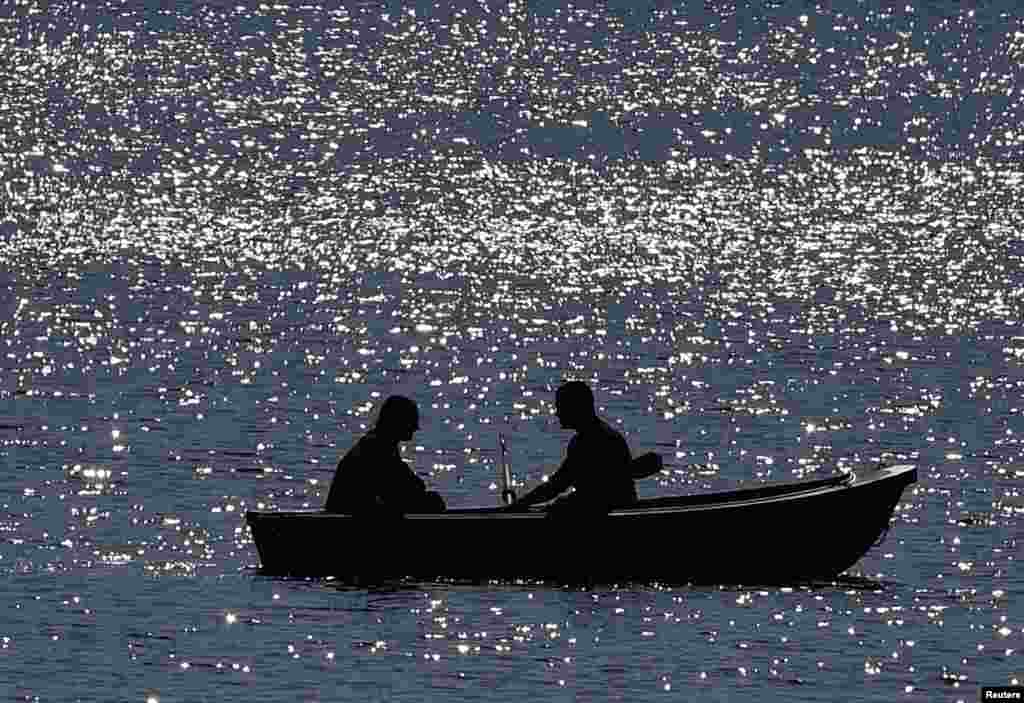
[245,464,916,522]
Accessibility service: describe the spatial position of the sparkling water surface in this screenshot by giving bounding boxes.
[1,1,1022,701]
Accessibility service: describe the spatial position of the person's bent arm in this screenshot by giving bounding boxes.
[513,466,573,507]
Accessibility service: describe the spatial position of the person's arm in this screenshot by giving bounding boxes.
[395,461,428,497]
[370,453,425,508]
[513,455,575,507]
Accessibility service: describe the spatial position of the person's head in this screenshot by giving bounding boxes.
[555,381,597,430]
[375,395,420,441]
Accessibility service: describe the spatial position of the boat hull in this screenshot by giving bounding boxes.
[245,464,916,584]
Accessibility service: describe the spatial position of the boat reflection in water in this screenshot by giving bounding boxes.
[246,464,916,585]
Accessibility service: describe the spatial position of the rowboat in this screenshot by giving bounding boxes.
[245,463,916,584]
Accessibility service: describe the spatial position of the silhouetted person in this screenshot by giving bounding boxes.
[325,395,445,515]
[510,381,637,513]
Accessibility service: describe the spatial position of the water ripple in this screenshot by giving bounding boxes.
[1,1,1022,701]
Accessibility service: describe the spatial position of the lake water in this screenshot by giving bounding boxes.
[1,1,1022,700]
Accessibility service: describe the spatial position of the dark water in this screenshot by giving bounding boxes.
[1,1,1022,700]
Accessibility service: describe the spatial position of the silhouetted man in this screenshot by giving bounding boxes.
[325,395,445,515]
[511,381,637,513]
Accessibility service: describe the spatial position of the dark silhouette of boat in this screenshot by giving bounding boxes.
[245,463,916,584]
